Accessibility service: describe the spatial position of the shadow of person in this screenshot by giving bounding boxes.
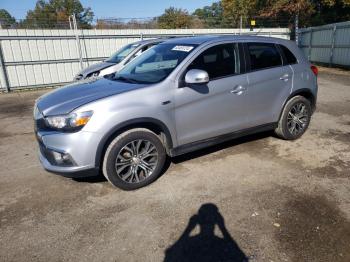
[164,203,248,262]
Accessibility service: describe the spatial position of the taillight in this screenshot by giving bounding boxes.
[311,65,318,76]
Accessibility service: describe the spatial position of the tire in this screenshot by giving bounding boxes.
[275,95,312,140]
[102,128,166,190]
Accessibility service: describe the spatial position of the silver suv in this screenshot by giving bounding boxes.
[34,36,318,190]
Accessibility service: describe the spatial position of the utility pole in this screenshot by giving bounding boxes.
[295,2,300,43]
[69,14,84,70]
[295,14,299,43]
[240,16,243,34]
[0,41,10,92]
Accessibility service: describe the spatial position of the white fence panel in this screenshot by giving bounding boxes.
[0,28,290,91]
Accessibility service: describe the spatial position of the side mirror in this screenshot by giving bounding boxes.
[185,69,209,84]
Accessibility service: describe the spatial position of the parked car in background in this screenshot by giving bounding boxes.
[74,39,164,81]
[35,35,318,190]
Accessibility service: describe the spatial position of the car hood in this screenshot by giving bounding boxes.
[78,61,115,77]
[36,78,147,116]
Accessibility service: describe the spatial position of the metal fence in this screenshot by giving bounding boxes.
[0,28,290,92]
[298,21,350,68]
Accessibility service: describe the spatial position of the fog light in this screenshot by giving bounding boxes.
[52,151,74,166]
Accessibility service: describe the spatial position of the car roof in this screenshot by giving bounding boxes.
[160,35,292,46]
[133,38,165,46]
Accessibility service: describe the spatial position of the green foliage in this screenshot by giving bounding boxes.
[0,9,16,28]
[155,0,350,29]
[310,0,350,26]
[193,2,225,28]
[2,0,350,30]
[221,0,258,27]
[258,0,350,26]
[23,0,94,29]
[158,7,193,29]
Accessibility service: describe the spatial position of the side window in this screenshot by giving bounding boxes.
[247,43,282,71]
[188,43,239,79]
[279,45,297,64]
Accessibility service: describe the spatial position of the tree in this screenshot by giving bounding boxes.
[96,18,158,29]
[259,0,315,22]
[0,9,16,28]
[23,0,94,29]
[158,7,192,29]
[191,16,206,28]
[310,0,350,26]
[221,0,258,27]
[259,0,350,27]
[193,2,225,28]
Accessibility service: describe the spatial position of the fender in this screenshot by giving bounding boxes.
[278,88,316,121]
[94,117,173,169]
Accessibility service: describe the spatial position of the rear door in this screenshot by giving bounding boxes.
[244,42,293,126]
[174,43,249,146]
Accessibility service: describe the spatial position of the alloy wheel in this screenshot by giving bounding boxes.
[115,139,158,183]
[287,102,309,136]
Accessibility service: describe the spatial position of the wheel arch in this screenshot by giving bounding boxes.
[279,89,316,121]
[94,118,173,169]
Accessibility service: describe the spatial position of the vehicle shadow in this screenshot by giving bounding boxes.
[164,203,248,262]
[73,175,107,183]
[73,131,273,184]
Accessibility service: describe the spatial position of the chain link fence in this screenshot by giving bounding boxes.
[0,16,293,30]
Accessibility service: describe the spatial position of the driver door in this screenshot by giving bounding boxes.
[174,43,249,146]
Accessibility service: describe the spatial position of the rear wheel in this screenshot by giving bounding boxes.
[275,96,311,140]
[102,128,166,190]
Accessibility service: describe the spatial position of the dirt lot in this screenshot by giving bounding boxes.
[0,67,349,262]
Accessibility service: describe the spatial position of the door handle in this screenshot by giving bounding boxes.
[280,74,289,81]
[230,85,246,95]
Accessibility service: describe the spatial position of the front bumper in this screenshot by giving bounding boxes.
[39,153,99,178]
[36,130,103,178]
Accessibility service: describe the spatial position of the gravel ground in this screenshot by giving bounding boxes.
[0,67,349,262]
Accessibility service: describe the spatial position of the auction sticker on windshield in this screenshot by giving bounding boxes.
[172,46,194,52]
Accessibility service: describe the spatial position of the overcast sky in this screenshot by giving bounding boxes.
[1,0,217,19]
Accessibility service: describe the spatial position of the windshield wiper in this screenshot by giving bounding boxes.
[112,75,140,84]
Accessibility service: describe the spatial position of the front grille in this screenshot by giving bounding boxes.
[75,74,83,81]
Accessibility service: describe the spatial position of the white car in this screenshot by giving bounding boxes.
[74,39,164,80]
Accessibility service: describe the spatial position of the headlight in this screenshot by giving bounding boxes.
[45,111,93,131]
[74,74,83,81]
[86,71,100,79]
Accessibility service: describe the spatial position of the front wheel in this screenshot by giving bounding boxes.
[102,128,166,190]
[275,95,312,140]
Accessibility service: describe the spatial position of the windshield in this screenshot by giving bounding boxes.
[112,43,197,84]
[105,43,140,63]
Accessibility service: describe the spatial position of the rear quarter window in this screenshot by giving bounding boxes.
[247,43,282,71]
[279,45,298,64]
